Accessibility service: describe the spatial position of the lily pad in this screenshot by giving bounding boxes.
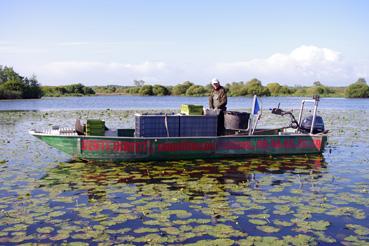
[283,234,317,245]
[274,220,293,227]
[346,224,369,236]
[239,236,284,246]
[249,219,268,226]
[256,225,280,233]
[186,238,235,246]
[50,230,70,241]
[133,227,159,234]
[36,226,54,234]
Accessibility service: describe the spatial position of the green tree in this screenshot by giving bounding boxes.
[345,78,369,98]
[0,79,24,99]
[226,79,270,96]
[266,82,282,96]
[227,81,247,96]
[244,78,270,96]
[1,80,25,93]
[128,87,140,94]
[293,87,308,96]
[0,66,42,99]
[152,85,170,96]
[172,81,193,95]
[82,86,96,95]
[279,86,293,95]
[115,87,129,94]
[356,78,367,84]
[55,87,67,95]
[308,82,334,96]
[65,83,84,94]
[0,66,23,84]
[41,84,95,97]
[313,81,323,86]
[133,80,145,87]
[23,75,43,98]
[185,85,207,96]
[139,85,154,96]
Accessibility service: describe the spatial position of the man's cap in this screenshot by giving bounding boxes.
[211,78,220,85]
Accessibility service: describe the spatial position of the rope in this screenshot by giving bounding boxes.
[164,113,170,137]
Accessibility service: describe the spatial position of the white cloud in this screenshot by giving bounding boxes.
[7,45,368,86]
[0,43,47,54]
[40,61,174,85]
[56,41,175,47]
[57,42,90,46]
[215,45,367,86]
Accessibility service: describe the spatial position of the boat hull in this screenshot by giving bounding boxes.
[31,132,328,162]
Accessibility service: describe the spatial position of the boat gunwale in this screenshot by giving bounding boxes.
[29,130,327,139]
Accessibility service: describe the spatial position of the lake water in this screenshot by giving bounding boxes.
[1,95,369,111]
[0,97,369,244]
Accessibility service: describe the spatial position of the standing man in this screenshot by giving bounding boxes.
[208,78,227,135]
[208,78,227,111]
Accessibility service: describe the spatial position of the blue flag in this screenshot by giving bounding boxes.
[252,95,260,115]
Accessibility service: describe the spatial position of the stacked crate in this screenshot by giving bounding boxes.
[86,119,105,136]
[135,114,180,137]
[134,106,218,137]
[179,115,218,136]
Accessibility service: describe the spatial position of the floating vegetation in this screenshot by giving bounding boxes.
[249,219,268,225]
[346,224,369,236]
[274,219,293,227]
[186,238,235,246]
[36,227,54,234]
[256,225,280,233]
[0,109,369,244]
[326,206,366,220]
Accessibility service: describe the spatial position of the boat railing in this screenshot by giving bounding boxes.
[297,95,320,134]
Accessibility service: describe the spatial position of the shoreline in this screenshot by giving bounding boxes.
[1,96,368,111]
[0,94,353,101]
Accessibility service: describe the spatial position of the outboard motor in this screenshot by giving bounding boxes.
[271,96,327,134]
[300,115,325,134]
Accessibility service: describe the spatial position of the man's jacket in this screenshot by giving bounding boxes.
[208,86,227,111]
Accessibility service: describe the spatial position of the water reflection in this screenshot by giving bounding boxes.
[2,108,369,244]
[41,155,326,203]
[3,154,369,244]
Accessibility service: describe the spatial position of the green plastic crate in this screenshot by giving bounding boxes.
[86,128,105,134]
[87,119,105,126]
[180,104,203,115]
[86,119,105,136]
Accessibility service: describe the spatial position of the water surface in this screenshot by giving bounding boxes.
[1,95,369,111]
[0,106,369,244]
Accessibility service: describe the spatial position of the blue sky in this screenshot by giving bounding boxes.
[1,0,368,86]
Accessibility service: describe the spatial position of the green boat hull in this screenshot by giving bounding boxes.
[30,131,328,162]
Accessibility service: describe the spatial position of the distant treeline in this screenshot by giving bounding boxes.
[0,66,42,99]
[0,66,95,99]
[1,65,369,99]
[93,78,369,98]
[42,84,95,97]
